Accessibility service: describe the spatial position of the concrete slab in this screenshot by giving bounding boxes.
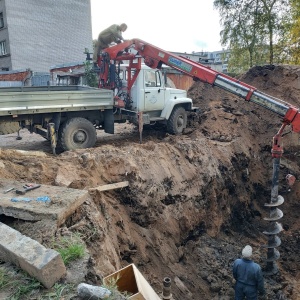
[0,222,66,288]
[0,179,89,226]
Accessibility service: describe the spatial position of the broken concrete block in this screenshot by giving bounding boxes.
[0,222,66,288]
[77,283,111,299]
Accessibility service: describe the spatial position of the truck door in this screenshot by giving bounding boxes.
[144,69,165,111]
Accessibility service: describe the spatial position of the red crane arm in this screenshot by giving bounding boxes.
[101,38,300,133]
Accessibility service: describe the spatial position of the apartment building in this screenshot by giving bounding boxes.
[0,0,92,72]
[172,49,230,74]
[165,49,230,90]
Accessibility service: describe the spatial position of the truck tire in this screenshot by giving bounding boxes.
[58,117,97,151]
[167,106,187,135]
[0,121,20,135]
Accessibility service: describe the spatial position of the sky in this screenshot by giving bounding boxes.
[90,0,223,53]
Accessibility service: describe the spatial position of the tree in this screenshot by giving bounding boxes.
[214,0,291,72]
[214,0,266,72]
[84,61,98,88]
[260,0,290,64]
[288,0,300,63]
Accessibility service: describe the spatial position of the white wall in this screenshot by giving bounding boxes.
[6,0,93,72]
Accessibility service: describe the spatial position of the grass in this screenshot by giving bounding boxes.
[41,282,75,299]
[5,270,41,300]
[0,267,42,300]
[0,266,14,290]
[0,266,76,300]
[0,233,84,300]
[51,233,85,266]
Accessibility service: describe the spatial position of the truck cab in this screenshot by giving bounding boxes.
[116,63,195,134]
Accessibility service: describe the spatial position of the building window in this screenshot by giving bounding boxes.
[0,12,4,29]
[1,67,8,71]
[0,40,7,56]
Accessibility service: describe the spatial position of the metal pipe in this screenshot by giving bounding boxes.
[162,277,172,300]
[271,157,280,203]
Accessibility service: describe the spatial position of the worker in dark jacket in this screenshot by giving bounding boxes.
[93,23,128,66]
[232,245,265,300]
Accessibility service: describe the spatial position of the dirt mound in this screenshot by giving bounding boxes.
[1,65,300,299]
[239,64,300,105]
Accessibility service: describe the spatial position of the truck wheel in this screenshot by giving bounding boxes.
[167,106,187,134]
[58,117,97,151]
[0,121,20,135]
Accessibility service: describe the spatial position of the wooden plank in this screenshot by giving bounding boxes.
[88,181,129,194]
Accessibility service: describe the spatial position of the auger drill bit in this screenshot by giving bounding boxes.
[263,127,285,275]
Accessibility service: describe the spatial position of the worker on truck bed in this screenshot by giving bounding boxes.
[93,23,128,67]
[232,245,265,299]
